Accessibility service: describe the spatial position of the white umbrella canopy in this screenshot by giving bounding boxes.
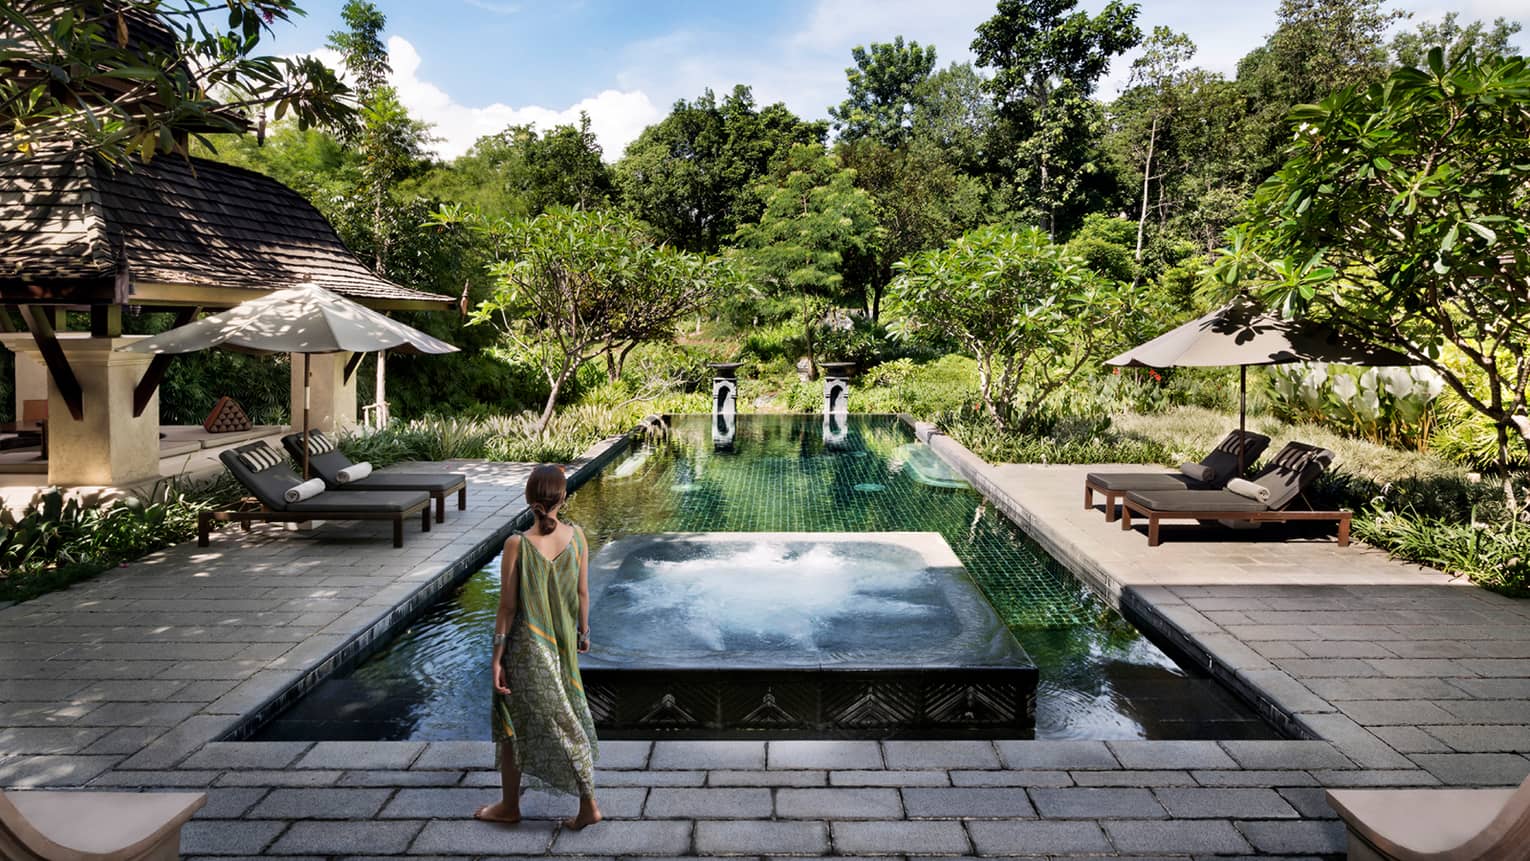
[119,282,458,356]
[1106,299,1412,470]
[119,283,458,477]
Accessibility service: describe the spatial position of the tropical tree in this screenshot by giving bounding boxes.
[734,144,882,375]
[1216,51,1530,506]
[971,0,1140,237]
[1117,27,1196,262]
[615,86,826,252]
[1390,12,1521,69]
[829,36,938,146]
[909,62,996,174]
[889,226,1124,431]
[1,0,352,163]
[438,207,718,432]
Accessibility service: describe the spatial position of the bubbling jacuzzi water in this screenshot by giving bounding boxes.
[604,542,934,653]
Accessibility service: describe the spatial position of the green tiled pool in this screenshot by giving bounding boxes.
[253,414,1277,741]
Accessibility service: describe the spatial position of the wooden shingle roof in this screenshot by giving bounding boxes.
[0,148,452,310]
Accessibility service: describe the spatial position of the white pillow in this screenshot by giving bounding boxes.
[284,478,326,504]
[336,461,373,484]
[1225,477,1270,505]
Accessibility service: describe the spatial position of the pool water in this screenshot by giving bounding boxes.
[254,414,1276,741]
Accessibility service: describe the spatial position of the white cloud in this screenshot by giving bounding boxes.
[305,36,661,161]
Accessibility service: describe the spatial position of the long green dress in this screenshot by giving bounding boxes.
[492,525,598,797]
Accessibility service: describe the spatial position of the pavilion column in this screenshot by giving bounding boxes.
[291,352,357,434]
[13,350,46,418]
[0,334,160,487]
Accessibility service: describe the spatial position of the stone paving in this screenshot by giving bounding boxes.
[0,457,548,787]
[3,423,1529,857]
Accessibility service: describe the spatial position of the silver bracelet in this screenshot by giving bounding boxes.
[492,633,506,647]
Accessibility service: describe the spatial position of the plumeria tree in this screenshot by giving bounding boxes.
[1214,50,1530,506]
[888,226,1126,431]
[2,1,353,163]
[432,206,720,433]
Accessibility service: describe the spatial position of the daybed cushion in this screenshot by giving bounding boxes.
[1086,472,1203,492]
[1123,489,1270,513]
[286,490,430,513]
[336,473,466,494]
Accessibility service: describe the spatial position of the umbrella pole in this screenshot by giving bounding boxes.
[302,352,311,480]
[1239,365,1248,474]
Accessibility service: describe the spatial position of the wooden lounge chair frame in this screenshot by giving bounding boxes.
[279,431,467,523]
[200,442,432,549]
[1119,497,1351,547]
[1118,441,1351,547]
[1,789,205,861]
[1084,430,1272,522]
[1325,774,1530,860]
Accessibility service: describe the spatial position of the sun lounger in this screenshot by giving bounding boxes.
[1119,441,1350,546]
[1,788,204,861]
[200,441,433,548]
[1326,774,1530,860]
[281,430,467,523]
[1085,430,1271,521]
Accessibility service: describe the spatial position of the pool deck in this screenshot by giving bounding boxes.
[0,424,1526,857]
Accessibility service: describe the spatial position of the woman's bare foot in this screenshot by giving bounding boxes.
[561,799,602,830]
[474,801,521,824]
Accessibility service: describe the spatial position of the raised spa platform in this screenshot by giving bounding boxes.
[580,532,1037,738]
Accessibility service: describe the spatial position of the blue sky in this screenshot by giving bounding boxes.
[261,0,1530,160]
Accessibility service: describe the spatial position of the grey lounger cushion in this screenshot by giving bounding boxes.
[1125,441,1336,514]
[1122,489,1270,513]
[282,432,464,492]
[1087,430,1272,492]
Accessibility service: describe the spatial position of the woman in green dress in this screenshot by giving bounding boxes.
[475,464,601,829]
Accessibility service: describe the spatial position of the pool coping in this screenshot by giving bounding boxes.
[897,414,1315,742]
[217,427,640,743]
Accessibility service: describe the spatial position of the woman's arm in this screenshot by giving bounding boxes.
[492,535,521,694]
[576,526,591,653]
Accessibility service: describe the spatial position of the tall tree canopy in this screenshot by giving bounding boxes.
[615,86,826,253]
[972,0,1141,236]
[1390,11,1522,67]
[829,36,938,146]
[1,0,352,163]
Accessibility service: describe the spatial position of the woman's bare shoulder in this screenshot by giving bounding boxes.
[504,533,522,550]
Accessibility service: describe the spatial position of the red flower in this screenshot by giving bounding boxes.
[1150,370,1162,382]
[1112,367,1121,375]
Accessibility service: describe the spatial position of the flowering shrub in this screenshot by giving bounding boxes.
[1267,363,1444,451]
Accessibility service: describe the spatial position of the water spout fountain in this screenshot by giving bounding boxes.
[820,362,854,416]
[708,362,743,450]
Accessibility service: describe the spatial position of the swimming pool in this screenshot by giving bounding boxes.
[253,414,1276,741]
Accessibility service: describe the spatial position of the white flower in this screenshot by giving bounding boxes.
[1331,374,1359,402]
[1355,386,1381,421]
[1411,366,1445,401]
[1380,367,1414,400]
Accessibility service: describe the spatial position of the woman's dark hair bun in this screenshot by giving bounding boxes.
[525,464,567,535]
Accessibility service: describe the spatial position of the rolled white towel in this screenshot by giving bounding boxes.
[1225,477,1271,504]
[336,461,373,484]
[1179,462,1214,483]
[284,478,326,504]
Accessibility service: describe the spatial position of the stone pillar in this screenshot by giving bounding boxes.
[13,350,47,419]
[290,352,357,434]
[708,362,741,450]
[821,362,854,416]
[0,334,161,487]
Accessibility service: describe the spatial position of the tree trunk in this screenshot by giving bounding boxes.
[615,341,638,381]
[605,349,619,383]
[1496,420,1518,512]
[1135,115,1158,263]
[535,362,574,437]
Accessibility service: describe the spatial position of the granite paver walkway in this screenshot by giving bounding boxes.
[913,421,1530,790]
[0,458,549,787]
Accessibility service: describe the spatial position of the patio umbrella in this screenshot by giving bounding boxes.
[1106,299,1412,470]
[120,283,457,477]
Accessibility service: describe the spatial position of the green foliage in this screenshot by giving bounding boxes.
[326,0,390,94]
[944,408,1174,465]
[413,116,612,215]
[1,1,354,164]
[973,0,1142,234]
[829,36,938,146]
[1221,51,1530,480]
[1391,12,1523,68]
[850,355,979,418]
[0,479,241,603]
[1353,509,1529,597]
[615,86,827,253]
[1265,363,1446,451]
[889,225,1128,431]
